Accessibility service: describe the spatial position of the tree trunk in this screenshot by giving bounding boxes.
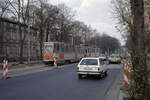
[0,19,4,57]
[19,26,24,64]
[19,40,24,64]
[130,0,148,99]
[39,28,43,60]
[46,25,49,42]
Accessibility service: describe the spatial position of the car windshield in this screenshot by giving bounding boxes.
[116,56,120,58]
[80,59,98,65]
[110,56,115,58]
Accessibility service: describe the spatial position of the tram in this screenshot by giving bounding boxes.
[43,42,101,65]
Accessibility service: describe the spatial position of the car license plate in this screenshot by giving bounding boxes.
[84,67,92,70]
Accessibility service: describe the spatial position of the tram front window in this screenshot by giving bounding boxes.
[43,45,53,54]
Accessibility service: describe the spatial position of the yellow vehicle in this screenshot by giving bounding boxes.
[108,54,121,64]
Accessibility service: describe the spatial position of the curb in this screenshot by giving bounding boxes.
[0,63,77,78]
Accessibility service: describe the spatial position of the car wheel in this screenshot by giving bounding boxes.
[104,71,107,76]
[78,74,82,79]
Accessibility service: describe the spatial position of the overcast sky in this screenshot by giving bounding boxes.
[50,0,124,45]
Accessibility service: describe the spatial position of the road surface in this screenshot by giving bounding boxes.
[0,64,121,100]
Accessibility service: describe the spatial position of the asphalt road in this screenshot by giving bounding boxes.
[0,64,121,100]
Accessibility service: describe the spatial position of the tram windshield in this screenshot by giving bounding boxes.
[43,44,53,54]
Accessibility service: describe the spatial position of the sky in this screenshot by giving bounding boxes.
[50,0,124,45]
[0,0,124,44]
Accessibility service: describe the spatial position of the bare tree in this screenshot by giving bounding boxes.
[0,0,9,17]
[88,33,121,53]
[4,0,35,63]
[56,3,75,43]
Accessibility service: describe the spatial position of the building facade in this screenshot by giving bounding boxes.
[0,18,40,62]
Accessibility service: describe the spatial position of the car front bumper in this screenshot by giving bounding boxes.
[109,59,121,63]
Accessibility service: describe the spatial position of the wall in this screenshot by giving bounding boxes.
[0,18,41,62]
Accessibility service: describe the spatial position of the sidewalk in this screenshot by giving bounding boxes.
[0,61,76,78]
[0,61,50,78]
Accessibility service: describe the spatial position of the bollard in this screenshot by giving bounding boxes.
[3,60,6,78]
[123,62,131,87]
[53,57,57,67]
[2,60,8,79]
[5,60,8,77]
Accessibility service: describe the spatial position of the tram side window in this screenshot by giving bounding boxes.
[59,44,61,52]
[72,45,74,52]
[77,47,79,53]
[54,44,56,52]
[75,46,78,53]
[97,48,99,53]
[79,47,81,53]
[80,48,82,54]
[63,44,66,52]
[96,49,98,53]
[61,44,64,52]
[91,49,93,53]
[66,45,68,52]
[69,45,72,52]
[88,48,90,53]
[82,49,84,54]
[57,44,60,52]
[68,45,70,52]
[70,45,72,52]
[78,48,80,53]
[59,43,64,53]
[65,44,68,52]
[54,43,59,52]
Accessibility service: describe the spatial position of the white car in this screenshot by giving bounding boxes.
[99,54,107,61]
[77,57,108,79]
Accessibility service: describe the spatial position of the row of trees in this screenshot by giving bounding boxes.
[87,33,120,53]
[0,0,120,63]
[112,0,150,99]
